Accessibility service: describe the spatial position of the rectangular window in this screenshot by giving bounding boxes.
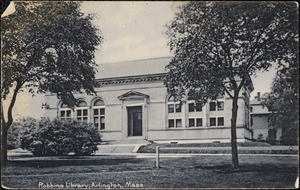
[77,110,81,116]
[196,118,203,127]
[60,110,72,120]
[168,119,175,128]
[94,108,105,130]
[189,103,202,112]
[176,119,182,128]
[195,103,202,112]
[61,111,66,117]
[76,109,88,122]
[210,118,216,126]
[175,104,182,113]
[188,103,195,112]
[94,117,99,128]
[217,102,224,111]
[100,116,105,130]
[100,108,105,115]
[209,102,216,111]
[217,117,224,126]
[168,104,174,113]
[189,118,195,127]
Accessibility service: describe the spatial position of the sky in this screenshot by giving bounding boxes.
[3,1,276,119]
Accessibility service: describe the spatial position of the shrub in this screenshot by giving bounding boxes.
[7,117,37,149]
[20,118,101,156]
[257,134,265,142]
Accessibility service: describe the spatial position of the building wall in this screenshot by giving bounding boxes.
[44,80,251,142]
[250,93,282,142]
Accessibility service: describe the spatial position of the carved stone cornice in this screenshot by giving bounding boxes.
[95,73,166,86]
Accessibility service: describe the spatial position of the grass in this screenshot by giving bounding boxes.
[137,142,298,154]
[1,154,298,188]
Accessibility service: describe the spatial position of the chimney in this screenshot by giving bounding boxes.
[257,92,260,101]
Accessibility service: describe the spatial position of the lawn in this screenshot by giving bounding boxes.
[1,154,298,189]
[137,142,298,154]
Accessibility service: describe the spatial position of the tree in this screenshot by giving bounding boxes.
[164,2,298,168]
[262,61,299,145]
[1,2,103,161]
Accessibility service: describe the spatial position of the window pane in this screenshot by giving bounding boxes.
[100,123,105,130]
[100,116,105,124]
[210,118,216,126]
[94,117,99,124]
[77,101,87,107]
[189,119,195,127]
[93,109,98,115]
[196,118,203,127]
[83,117,88,122]
[83,109,88,116]
[61,103,69,108]
[66,110,71,117]
[209,102,216,111]
[218,117,224,126]
[168,96,175,102]
[175,104,181,113]
[217,102,224,111]
[94,99,105,106]
[168,120,174,128]
[77,110,82,116]
[195,103,202,112]
[60,111,65,117]
[188,103,195,112]
[168,105,174,113]
[176,119,182,128]
[100,108,105,115]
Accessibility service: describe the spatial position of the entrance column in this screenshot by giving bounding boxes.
[121,99,126,140]
[143,97,148,140]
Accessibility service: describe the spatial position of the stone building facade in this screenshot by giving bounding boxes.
[43,57,253,143]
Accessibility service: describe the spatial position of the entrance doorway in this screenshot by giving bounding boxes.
[127,106,143,136]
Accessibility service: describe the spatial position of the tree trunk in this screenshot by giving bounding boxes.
[1,124,9,162]
[2,82,22,162]
[231,92,239,169]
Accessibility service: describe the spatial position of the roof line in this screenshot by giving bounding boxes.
[96,72,167,81]
[96,56,172,65]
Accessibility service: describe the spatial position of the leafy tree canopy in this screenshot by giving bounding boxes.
[164,2,298,103]
[1,2,103,107]
[262,61,299,134]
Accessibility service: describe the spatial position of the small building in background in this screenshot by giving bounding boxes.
[250,92,282,144]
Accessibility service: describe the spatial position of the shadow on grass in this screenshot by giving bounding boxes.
[194,164,298,174]
[3,157,144,168]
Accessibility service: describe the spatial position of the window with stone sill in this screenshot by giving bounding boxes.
[210,117,216,126]
[188,118,203,127]
[187,96,203,112]
[60,103,72,120]
[210,117,224,127]
[93,99,105,130]
[76,100,89,122]
[168,119,182,128]
[167,96,182,113]
[217,117,224,126]
[209,101,224,111]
